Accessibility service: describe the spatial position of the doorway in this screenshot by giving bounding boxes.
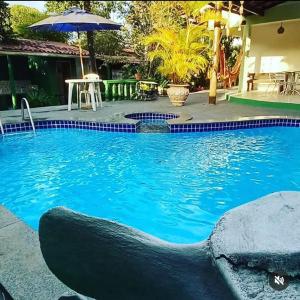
[56,61,71,105]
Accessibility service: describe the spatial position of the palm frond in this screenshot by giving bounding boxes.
[143,22,209,83]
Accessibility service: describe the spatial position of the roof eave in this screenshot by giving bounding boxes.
[0,51,89,59]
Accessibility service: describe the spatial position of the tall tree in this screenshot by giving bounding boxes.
[81,31,124,56]
[10,5,67,42]
[0,0,14,42]
[83,1,97,73]
[126,1,153,59]
[45,1,125,19]
[143,2,209,84]
[45,1,127,73]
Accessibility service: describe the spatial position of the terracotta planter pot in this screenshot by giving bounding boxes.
[167,84,189,106]
[135,72,142,80]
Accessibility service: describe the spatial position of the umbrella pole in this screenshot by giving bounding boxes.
[77,31,84,77]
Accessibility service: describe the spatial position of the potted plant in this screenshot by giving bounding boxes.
[134,71,142,81]
[134,65,144,80]
[158,79,169,96]
[144,25,208,106]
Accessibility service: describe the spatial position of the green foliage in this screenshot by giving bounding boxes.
[26,87,58,107]
[10,5,67,42]
[121,63,146,79]
[126,1,153,58]
[45,1,127,18]
[121,64,138,79]
[121,61,168,86]
[0,0,14,42]
[45,1,128,56]
[149,1,186,30]
[221,36,242,69]
[81,31,124,55]
[126,1,210,59]
[144,25,208,84]
[143,2,210,84]
[28,56,48,75]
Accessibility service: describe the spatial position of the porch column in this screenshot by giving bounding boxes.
[6,55,17,109]
[238,24,251,93]
[107,64,112,80]
[208,2,223,104]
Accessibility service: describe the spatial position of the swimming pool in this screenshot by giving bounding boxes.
[0,127,300,243]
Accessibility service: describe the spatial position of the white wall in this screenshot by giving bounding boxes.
[248,20,300,73]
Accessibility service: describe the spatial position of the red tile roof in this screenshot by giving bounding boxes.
[0,38,141,63]
[0,38,89,57]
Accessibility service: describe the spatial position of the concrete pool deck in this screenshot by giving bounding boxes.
[0,206,91,300]
[1,90,300,125]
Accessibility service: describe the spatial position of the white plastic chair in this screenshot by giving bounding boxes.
[280,72,295,95]
[266,72,285,94]
[79,73,102,109]
[289,72,300,95]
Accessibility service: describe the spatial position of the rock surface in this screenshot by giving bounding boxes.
[210,192,300,299]
[210,192,300,276]
[9,191,298,300]
[39,207,234,300]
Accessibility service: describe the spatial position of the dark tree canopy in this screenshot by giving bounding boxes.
[45,0,128,72]
[10,5,68,42]
[0,0,14,42]
[45,1,128,19]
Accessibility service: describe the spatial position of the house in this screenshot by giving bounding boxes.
[233,1,300,108]
[0,38,140,109]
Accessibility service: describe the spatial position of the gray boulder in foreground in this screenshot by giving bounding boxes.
[39,207,234,300]
[210,191,300,276]
[39,192,300,300]
[210,192,300,299]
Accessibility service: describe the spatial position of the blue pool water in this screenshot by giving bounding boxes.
[0,127,300,243]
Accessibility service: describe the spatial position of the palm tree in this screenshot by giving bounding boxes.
[144,23,209,84]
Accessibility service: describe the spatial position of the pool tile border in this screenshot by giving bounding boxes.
[2,120,137,134]
[1,118,300,135]
[169,118,300,133]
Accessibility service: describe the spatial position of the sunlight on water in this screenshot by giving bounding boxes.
[0,127,299,243]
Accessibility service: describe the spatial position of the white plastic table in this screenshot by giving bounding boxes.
[65,79,103,111]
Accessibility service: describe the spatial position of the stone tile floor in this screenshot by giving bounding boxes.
[1,90,300,125]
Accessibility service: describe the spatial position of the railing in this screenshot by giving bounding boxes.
[0,81,38,95]
[0,118,4,135]
[21,98,36,133]
[102,79,138,101]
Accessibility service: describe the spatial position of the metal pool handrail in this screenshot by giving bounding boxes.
[0,118,4,135]
[21,98,36,133]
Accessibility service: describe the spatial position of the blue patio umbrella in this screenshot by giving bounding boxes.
[29,8,121,76]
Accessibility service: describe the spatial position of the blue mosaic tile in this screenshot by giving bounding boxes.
[2,118,300,136]
[1,120,138,135]
[168,118,300,133]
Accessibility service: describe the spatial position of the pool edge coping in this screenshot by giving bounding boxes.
[1,115,300,135]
